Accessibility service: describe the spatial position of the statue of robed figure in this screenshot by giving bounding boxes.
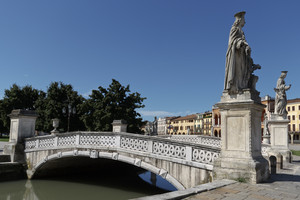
[224,11,261,94]
[274,71,291,118]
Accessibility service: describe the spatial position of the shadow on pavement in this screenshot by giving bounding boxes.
[266,174,300,183]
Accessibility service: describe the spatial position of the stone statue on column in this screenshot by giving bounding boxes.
[274,71,291,119]
[262,113,270,144]
[224,11,261,95]
[268,71,292,163]
[214,11,269,183]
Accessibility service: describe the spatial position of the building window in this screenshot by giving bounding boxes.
[288,124,291,131]
[293,115,295,120]
[293,124,296,131]
[292,106,295,111]
[288,107,290,111]
[288,116,290,120]
[299,105,300,110]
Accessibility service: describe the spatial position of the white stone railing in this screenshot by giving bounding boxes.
[24,132,220,169]
[166,135,221,148]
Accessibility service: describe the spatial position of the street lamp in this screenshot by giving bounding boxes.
[62,103,76,132]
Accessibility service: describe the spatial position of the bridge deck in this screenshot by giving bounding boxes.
[25,132,221,170]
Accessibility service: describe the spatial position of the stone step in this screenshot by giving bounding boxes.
[0,154,11,162]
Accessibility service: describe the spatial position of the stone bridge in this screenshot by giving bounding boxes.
[24,132,221,190]
[3,110,288,190]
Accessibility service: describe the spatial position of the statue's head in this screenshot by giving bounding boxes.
[233,11,246,27]
[280,71,288,78]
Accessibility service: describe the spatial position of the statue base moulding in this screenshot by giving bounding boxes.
[213,91,269,183]
[268,114,292,163]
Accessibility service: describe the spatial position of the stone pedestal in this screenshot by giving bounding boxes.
[112,120,127,133]
[3,109,38,163]
[51,118,60,135]
[262,135,271,144]
[290,133,294,145]
[213,91,269,183]
[268,114,291,163]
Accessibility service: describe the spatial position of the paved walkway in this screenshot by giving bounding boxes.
[185,154,300,200]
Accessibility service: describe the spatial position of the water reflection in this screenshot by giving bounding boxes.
[0,157,177,199]
[138,171,177,191]
[0,171,174,200]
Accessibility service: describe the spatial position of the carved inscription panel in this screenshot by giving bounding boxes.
[10,120,18,141]
[113,127,120,133]
[274,127,287,146]
[226,116,246,151]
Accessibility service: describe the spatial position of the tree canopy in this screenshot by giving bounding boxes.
[0,80,146,134]
[0,84,42,133]
[81,79,146,133]
[35,82,85,132]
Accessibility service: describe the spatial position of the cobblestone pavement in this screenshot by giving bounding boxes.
[185,144,300,200]
[185,158,300,200]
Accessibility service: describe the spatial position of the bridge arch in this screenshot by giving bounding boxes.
[29,149,186,190]
[25,132,220,189]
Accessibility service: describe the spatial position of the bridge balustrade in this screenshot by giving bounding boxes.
[166,135,221,148]
[25,132,221,168]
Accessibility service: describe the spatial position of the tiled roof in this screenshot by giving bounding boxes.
[166,116,180,120]
[287,98,300,104]
[172,114,197,121]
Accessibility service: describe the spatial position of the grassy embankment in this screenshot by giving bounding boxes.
[291,150,300,156]
[0,137,9,142]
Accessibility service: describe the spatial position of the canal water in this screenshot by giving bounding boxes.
[0,158,177,200]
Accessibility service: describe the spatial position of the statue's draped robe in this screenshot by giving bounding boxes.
[275,78,288,117]
[224,26,252,93]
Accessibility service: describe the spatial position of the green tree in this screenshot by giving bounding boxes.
[0,84,42,133]
[81,79,146,133]
[36,82,86,132]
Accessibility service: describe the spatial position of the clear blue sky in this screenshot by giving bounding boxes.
[0,1,299,121]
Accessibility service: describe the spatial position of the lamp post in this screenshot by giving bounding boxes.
[62,103,76,132]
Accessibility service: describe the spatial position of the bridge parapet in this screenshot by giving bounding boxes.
[25,132,220,169]
[166,135,221,148]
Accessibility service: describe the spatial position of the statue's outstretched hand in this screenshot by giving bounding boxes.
[253,64,261,70]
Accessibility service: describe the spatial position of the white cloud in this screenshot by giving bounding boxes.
[139,110,177,117]
[82,90,93,98]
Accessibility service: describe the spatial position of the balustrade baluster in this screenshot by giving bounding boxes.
[148,140,153,153]
[115,136,121,148]
[186,146,192,161]
[75,134,80,145]
[36,139,39,148]
[54,137,58,147]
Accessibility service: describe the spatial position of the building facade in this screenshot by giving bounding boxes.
[169,114,197,135]
[194,113,204,135]
[166,116,180,134]
[203,111,212,136]
[212,106,221,137]
[287,98,300,141]
[157,117,167,135]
